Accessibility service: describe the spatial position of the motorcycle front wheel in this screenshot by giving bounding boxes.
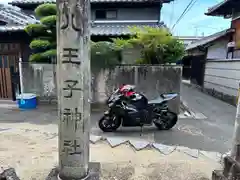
[98,114,121,132]
[154,111,178,130]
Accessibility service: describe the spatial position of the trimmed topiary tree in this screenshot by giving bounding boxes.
[25,3,56,63]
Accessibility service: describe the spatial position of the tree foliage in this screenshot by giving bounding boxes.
[25,3,120,67]
[25,3,56,63]
[91,41,121,69]
[25,4,184,65]
[112,26,185,64]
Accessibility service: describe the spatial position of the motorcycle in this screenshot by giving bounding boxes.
[98,85,178,132]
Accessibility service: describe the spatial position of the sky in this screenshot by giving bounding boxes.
[161,0,231,36]
[0,0,231,37]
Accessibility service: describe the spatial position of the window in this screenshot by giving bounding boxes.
[106,11,117,19]
[0,21,6,25]
[95,10,117,20]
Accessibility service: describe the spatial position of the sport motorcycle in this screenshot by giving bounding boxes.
[98,84,178,132]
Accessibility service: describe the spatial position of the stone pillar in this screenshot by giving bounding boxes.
[56,0,91,179]
[231,82,240,158]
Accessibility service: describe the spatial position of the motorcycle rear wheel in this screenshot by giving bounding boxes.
[98,115,121,132]
[154,111,178,130]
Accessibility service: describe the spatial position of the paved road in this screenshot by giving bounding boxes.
[0,85,236,153]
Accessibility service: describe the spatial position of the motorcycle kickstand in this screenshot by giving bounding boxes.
[140,125,143,136]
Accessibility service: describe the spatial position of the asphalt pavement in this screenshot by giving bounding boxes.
[91,83,236,153]
[0,84,237,154]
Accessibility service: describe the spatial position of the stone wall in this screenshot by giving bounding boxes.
[21,64,182,113]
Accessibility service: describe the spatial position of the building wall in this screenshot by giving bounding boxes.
[204,60,240,104]
[206,38,228,59]
[21,4,160,22]
[21,64,182,114]
[91,7,160,21]
[0,31,31,62]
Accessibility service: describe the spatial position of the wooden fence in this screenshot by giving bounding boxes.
[0,68,13,99]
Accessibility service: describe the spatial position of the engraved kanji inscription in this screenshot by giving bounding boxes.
[60,1,84,33]
[62,108,71,126]
[63,80,82,98]
[61,108,82,131]
[71,3,83,32]
[63,140,82,155]
[62,48,80,65]
[61,1,69,30]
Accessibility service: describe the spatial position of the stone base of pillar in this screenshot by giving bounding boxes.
[46,162,100,180]
[212,170,227,180]
[0,168,20,180]
[212,156,240,180]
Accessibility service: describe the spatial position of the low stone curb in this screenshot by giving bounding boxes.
[90,135,224,163]
[0,127,225,180]
[0,127,225,163]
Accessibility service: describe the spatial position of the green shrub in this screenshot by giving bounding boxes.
[35,3,57,17]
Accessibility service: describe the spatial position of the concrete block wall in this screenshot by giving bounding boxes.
[21,64,182,113]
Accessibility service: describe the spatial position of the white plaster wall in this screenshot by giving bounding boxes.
[206,39,228,60]
[204,60,240,96]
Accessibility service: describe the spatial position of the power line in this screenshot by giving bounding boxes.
[171,0,197,31]
[184,0,198,16]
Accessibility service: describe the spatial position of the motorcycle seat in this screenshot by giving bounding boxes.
[148,97,165,104]
[160,93,178,100]
[148,93,178,105]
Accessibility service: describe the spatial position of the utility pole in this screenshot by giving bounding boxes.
[56,0,91,179]
[194,26,198,37]
[212,83,240,180]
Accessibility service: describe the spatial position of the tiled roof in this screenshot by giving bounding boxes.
[0,4,39,25]
[91,21,165,35]
[0,25,25,32]
[0,21,166,35]
[186,28,234,51]
[205,0,232,16]
[10,0,172,4]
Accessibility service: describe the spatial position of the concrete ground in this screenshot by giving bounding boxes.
[180,84,236,153]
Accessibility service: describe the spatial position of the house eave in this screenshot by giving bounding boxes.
[0,21,167,35]
[9,0,174,5]
[186,28,235,51]
[205,0,234,17]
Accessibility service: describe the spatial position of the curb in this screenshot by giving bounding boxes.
[179,98,207,119]
[0,127,225,163]
[89,135,224,163]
